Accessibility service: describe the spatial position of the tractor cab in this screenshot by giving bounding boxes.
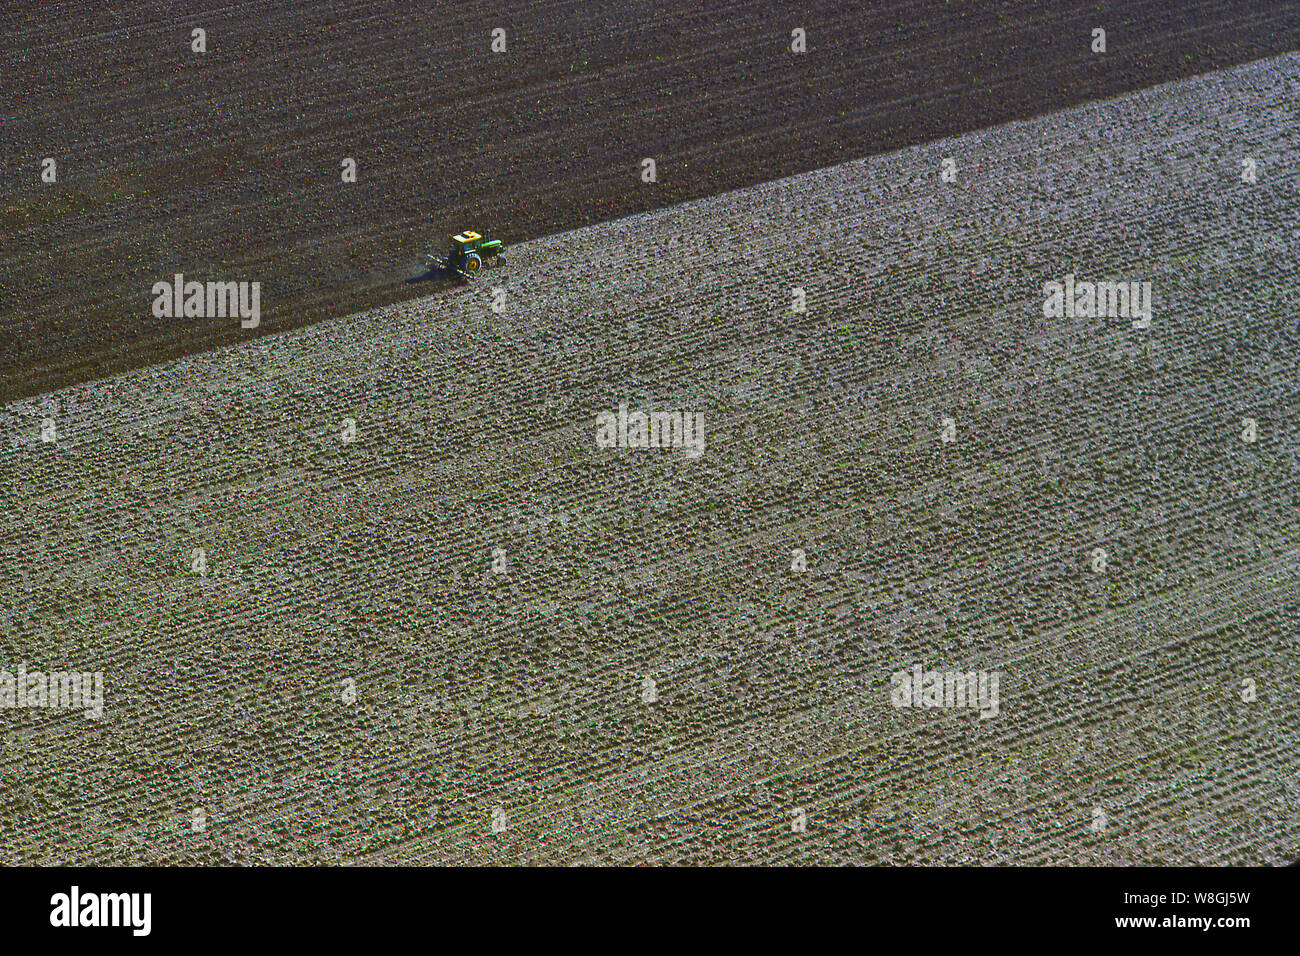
[451,230,485,252]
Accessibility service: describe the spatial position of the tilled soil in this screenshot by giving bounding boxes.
[1,54,1296,864]
[2,0,1298,401]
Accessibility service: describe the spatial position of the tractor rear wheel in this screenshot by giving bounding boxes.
[463,253,482,278]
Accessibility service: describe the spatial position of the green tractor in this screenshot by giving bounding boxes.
[427,229,506,281]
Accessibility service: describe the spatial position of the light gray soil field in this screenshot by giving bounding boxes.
[2,53,1298,865]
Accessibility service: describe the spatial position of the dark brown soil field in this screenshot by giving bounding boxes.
[1,0,1296,401]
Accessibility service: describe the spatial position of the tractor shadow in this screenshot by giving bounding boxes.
[404,262,455,284]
